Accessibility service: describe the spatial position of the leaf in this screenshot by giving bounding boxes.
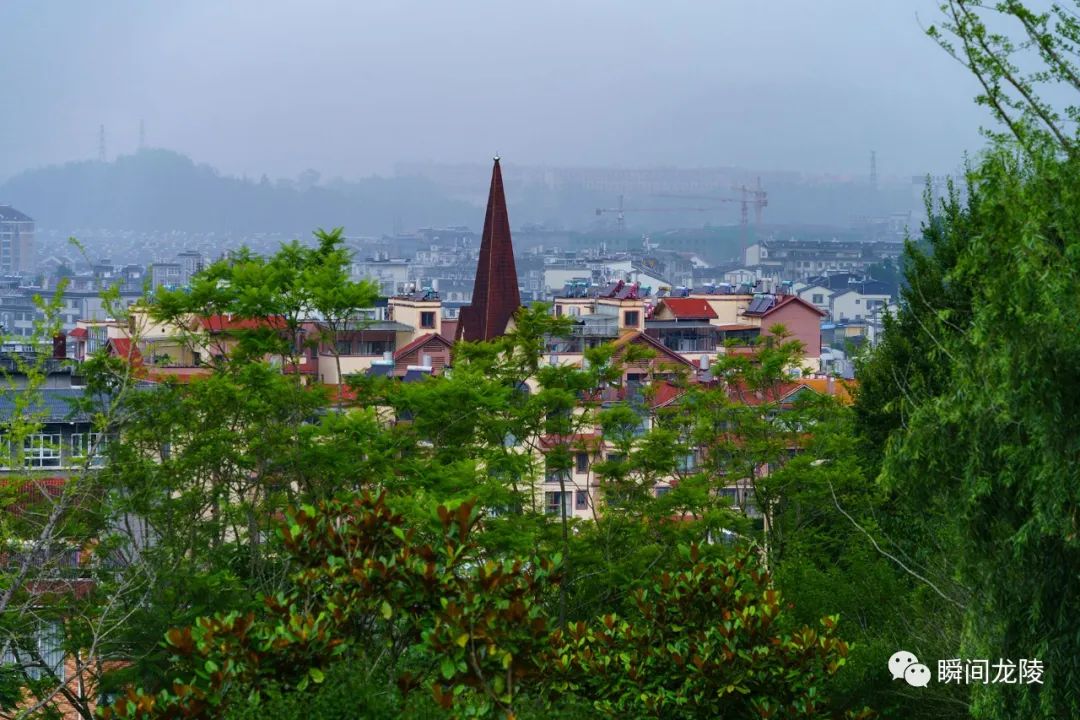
[309,667,325,684]
[441,657,456,680]
[381,600,393,620]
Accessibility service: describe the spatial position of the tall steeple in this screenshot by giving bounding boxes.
[457,156,521,342]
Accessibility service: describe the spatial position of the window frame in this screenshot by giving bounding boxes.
[24,433,62,469]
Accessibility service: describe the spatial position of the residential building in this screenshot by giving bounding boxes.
[744,238,904,279]
[0,205,35,275]
[829,280,894,322]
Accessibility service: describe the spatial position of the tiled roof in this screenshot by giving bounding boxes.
[0,387,94,422]
[658,298,717,320]
[393,332,451,361]
[145,367,214,384]
[68,327,88,339]
[649,381,684,408]
[612,331,694,367]
[539,433,604,450]
[106,338,143,366]
[744,294,827,318]
[198,315,288,332]
[765,294,827,317]
[0,206,32,222]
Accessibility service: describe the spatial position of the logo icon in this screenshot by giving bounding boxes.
[889,650,929,686]
[905,663,932,687]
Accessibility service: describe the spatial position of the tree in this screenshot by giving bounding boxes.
[100,493,863,720]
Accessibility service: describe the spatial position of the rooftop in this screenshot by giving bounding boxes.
[0,206,32,223]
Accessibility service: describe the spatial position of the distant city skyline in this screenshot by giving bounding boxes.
[1,1,986,183]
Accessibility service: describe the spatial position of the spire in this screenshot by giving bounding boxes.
[458,156,521,342]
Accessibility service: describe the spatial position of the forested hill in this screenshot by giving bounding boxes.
[0,149,479,234]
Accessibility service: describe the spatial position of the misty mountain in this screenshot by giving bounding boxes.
[0,149,480,234]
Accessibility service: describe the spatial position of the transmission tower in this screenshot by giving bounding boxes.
[98,124,107,162]
[139,119,146,150]
[870,150,878,191]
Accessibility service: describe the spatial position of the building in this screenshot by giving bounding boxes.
[828,280,894,323]
[351,255,411,297]
[0,205,35,275]
[745,238,904,279]
[457,157,521,342]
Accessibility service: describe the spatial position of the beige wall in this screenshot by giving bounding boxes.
[690,293,753,325]
[387,298,440,338]
[318,353,381,384]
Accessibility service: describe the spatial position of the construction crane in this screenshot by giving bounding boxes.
[654,177,769,238]
[595,194,736,233]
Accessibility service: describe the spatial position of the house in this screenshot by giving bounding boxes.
[829,281,893,322]
[645,297,721,355]
[795,283,833,315]
[740,293,827,366]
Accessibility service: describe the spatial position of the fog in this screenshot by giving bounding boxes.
[1,0,985,182]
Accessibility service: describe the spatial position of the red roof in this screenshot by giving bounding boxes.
[659,298,718,320]
[198,315,288,332]
[746,294,827,319]
[613,331,694,367]
[145,367,214,384]
[649,381,685,408]
[106,338,144,366]
[539,433,604,450]
[68,327,88,339]
[393,332,452,361]
[283,359,318,375]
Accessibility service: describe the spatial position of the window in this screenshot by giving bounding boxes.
[855,298,861,305]
[1,620,66,681]
[358,340,393,355]
[575,452,589,473]
[24,434,62,468]
[335,340,353,355]
[623,310,640,327]
[575,490,589,509]
[545,491,571,516]
[420,311,436,329]
[677,451,697,472]
[812,293,824,304]
[71,433,106,467]
[655,486,671,498]
[555,305,563,317]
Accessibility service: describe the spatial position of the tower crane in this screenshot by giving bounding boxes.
[595,194,740,233]
[653,177,769,240]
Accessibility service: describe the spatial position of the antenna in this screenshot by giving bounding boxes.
[139,119,146,150]
[98,124,107,162]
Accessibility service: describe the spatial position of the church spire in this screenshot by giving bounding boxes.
[457,156,521,342]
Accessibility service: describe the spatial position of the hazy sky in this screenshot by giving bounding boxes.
[0,1,987,182]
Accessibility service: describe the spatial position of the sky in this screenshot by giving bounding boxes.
[0,1,988,182]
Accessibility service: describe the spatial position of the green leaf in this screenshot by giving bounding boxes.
[309,667,325,684]
[381,600,393,620]
[441,657,456,680]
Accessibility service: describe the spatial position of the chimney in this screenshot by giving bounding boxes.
[52,334,67,360]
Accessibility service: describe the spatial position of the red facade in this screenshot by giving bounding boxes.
[457,157,521,342]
